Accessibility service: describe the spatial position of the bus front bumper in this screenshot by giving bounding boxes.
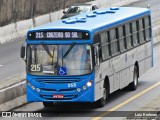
[26,84,94,102]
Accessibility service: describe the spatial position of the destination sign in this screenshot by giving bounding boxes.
[28,31,90,40]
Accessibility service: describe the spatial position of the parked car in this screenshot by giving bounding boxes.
[61,3,99,19]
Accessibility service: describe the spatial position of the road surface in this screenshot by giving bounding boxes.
[0,37,25,81]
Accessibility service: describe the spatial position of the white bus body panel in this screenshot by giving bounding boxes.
[94,65,104,101]
[94,41,152,101]
[145,42,152,72]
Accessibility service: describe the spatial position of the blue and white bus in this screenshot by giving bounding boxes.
[21,7,153,107]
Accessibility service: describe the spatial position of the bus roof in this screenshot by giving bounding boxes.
[29,7,150,33]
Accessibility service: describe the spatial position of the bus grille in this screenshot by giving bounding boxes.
[41,88,75,92]
[40,87,77,100]
[35,77,81,84]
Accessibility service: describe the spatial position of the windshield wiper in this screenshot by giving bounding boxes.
[63,42,76,58]
[41,42,56,67]
[41,42,55,58]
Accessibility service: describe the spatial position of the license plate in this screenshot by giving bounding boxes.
[53,94,64,99]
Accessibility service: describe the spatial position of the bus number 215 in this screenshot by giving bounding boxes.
[36,32,44,38]
[31,64,41,72]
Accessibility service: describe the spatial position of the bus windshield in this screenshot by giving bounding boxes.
[26,44,93,76]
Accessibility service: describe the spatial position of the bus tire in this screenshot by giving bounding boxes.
[95,82,109,108]
[43,102,54,108]
[129,66,138,91]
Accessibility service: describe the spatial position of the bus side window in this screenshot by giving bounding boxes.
[132,21,139,46]
[93,34,100,44]
[93,34,102,61]
[125,23,133,49]
[144,16,151,41]
[110,28,119,56]
[136,20,140,44]
[100,31,110,60]
[139,19,145,43]
[118,26,126,52]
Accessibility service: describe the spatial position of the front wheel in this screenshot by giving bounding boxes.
[128,66,138,91]
[95,84,109,108]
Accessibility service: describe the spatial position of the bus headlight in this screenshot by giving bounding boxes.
[83,86,87,90]
[87,80,92,87]
[77,88,81,92]
[36,88,40,92]
[31,86,35,90]
[28,82,31,87]
[26,80,31,87]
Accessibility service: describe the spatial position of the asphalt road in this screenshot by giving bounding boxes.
[0,37,25,81]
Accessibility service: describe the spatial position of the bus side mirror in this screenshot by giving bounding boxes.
[94,45,100,66]
[20,45,26,61]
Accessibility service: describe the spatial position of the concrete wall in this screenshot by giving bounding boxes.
[0,0,139,44]
[0,0,92,27]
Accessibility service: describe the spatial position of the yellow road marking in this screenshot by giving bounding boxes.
[92,81,160,120]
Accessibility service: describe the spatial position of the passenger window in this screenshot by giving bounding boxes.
[94,34,102,61]
[100,31,110,60]
[139,19,145,43]
[144,16,151,41]
[93,34,100,44]
[118,26,126,52]
[125,23,133,49]
[101,32,108,44]
[132,21,139,46]
[110,28,119,56]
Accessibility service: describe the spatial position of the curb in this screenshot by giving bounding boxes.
[0,74,26,111]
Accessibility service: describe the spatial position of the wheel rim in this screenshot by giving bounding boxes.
[103,88,107,100]
[134,70,137,86]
